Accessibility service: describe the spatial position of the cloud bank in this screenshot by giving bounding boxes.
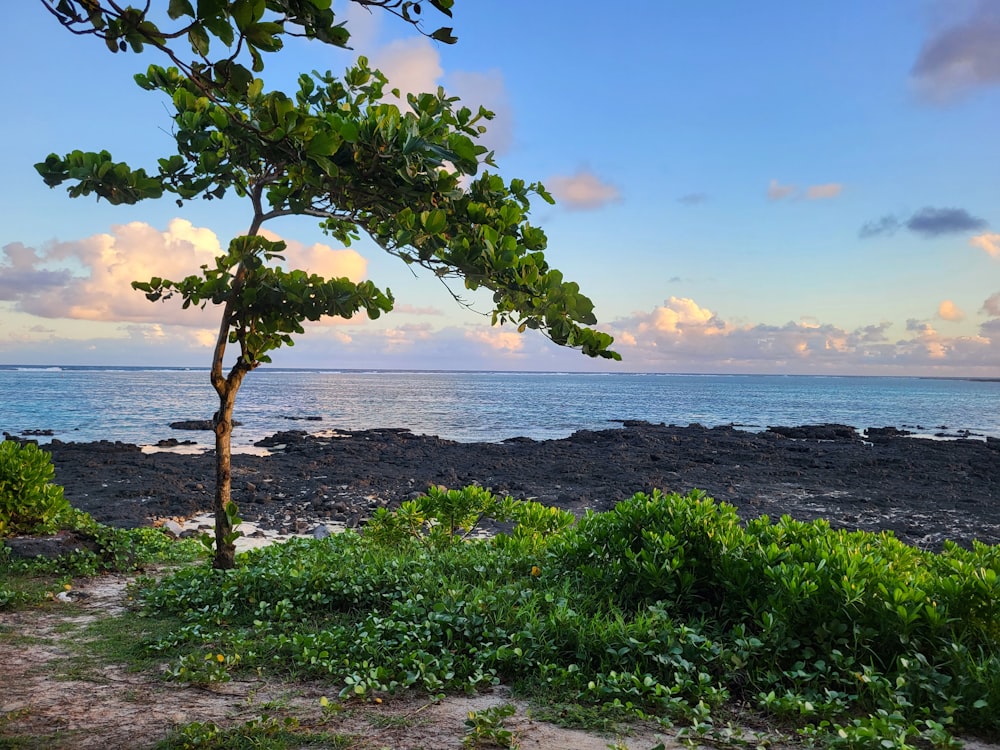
[7,221,1000,375]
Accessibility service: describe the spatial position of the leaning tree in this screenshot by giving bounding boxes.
[37,2,619,569]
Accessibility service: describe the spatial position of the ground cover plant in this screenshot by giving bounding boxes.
[132,486,1000,748]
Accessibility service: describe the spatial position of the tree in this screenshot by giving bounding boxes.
[40,0,459,81]
[37,4,619,569]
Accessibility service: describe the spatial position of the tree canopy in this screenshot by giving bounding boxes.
[37,60,619,361]
[36,1,618,567]
[41,0,458,91]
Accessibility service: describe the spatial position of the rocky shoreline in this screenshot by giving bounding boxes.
[26,421,1000,550]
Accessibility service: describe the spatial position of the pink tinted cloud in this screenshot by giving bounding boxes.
[548,170,621,211]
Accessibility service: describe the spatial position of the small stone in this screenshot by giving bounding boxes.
[312,525,331,540]
[161,520,185,538]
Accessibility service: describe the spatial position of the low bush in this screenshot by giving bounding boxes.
[0,439,72,536]
[134,487,1000,748]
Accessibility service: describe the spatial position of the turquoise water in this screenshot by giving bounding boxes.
[2,366,1000,448]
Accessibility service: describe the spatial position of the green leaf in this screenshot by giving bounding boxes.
[429,0,454,17]
[429,26,458,44]
[167,0,195,20]
[188,23,210,56]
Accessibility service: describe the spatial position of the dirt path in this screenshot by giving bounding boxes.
[0,572,682,750]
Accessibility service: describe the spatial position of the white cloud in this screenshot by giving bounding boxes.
[970,232,1000,257]
[446,69,513,155]
[636,297,726,336]
[548,170,621,211]
[373,37,444,102]
[381,323,433,349]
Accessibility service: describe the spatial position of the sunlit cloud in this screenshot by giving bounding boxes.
[603,298,1000,372]
[382,322,433,349]
[0,220,367,327]
[465,327,525,352]
[547,170,621,211]
[806,183,843,200]
[937,300,965,322]
[768,180,842,201]
[912,2,1000,103]
[970,232,1000,257]
[259,229,367,281]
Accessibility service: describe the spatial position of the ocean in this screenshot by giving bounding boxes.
[2,366,1000,450]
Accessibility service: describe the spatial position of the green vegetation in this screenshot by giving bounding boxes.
[152,715,351,750]
[0,523,203,610]
[122,486,1000,748]
[0,440,72,537]
[0,440,204,609]
[463,703,519,748]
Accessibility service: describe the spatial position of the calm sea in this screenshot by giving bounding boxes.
[2,366,1000,449]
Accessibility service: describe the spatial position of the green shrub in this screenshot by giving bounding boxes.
[0,440,72,536]
[135,488,1000,747]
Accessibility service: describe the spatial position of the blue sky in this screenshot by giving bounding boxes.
[1,1,999,374]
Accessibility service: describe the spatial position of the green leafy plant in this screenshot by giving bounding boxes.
[0,440,72,536]
[464,703,519,749]
[364,485,575,550]
[132,488,1000,748]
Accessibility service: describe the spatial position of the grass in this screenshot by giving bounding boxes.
[152,716,354,750]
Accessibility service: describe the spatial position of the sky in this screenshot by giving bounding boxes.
[1,1,999,375]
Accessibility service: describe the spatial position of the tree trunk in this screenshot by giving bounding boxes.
[212,382,239,569]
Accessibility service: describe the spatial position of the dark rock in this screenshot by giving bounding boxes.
[170,420,241,431]
[4,532,101,560]
[767,424,860,441]
[866,426,912,441]
[42,422,1000,551]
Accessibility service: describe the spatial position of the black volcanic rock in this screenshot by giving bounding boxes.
[42,421,1000,550]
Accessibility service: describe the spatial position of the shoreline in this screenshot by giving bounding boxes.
[30,421,1000,550]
